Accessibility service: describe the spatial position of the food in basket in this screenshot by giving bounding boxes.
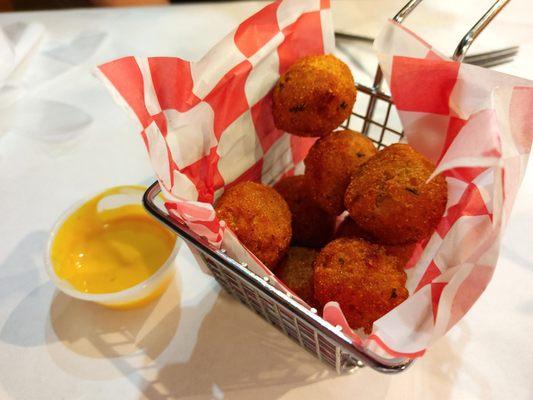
[215,181,292,268]
[276,247,318,306]
[212,56,444,327]
[274,175,335,247]
[344,143,447,245]
[336,217,415,269]
[386,242,416,269]
[304,129,377,215]
[314,238,409,333]
[272,54,357,137]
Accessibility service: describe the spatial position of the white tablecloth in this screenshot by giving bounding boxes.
[1,1,532,399]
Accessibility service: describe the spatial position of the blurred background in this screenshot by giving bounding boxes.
[2,0,271,12]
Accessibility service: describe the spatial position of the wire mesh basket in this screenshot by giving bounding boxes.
[143,0,510,374]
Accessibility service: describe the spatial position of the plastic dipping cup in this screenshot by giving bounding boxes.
[44,185,180,309]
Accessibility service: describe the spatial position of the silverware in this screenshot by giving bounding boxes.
[334,31,518,68]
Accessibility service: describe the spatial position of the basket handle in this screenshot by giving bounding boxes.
[361,0,511,135]
[452,0,511,61]
[391,0,511,60]
[392,0,423,24]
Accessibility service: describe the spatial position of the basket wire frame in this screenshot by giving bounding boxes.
[142,0,510,374]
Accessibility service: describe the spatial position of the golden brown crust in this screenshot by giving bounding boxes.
[314,238,408,333]
[385,242,416,268]
[276,247,318,306]
[272,54,356,137]
[335,217,415,269]
[215,181,292,269]
[344,143,447,245]
[304,129,377,215]
[274,176,335,247]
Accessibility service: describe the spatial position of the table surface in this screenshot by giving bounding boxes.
[1,1,532,399]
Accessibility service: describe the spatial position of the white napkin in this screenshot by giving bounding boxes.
[0,22,44,110]
[0,22,94,141]
[0,22,44,86]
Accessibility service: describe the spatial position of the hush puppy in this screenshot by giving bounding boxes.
[276,247,318,305]
[345,143,447,245]
[336,217,415,269]
[274,176,335,247]
[215,181,292,269]
[314,238,409,333]
[305,129,377,215]
[273,54,356,137]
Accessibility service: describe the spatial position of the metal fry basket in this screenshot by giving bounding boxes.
[143,0,510,374]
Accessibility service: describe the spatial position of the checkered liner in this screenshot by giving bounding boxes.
[97,0,533,360]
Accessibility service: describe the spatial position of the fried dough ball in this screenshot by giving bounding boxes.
[215,181,292,269]
[272,54,356,137]
[304,130,377,215]
[314,238,408,333]
[386,243,416,268]
[274,176,335,247]
[345,143,447,245]
[276,247,318,305]
[336,217,415,269]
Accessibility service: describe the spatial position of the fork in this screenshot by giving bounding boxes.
[334,31,519,68]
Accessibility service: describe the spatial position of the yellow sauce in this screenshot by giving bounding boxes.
[51,187,176,296]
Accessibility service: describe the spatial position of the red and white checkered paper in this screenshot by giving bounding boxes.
[97,2,533,360]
